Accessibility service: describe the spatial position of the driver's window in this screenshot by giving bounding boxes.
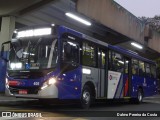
[62,40,79,65]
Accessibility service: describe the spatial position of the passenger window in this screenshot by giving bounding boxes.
[132,59,138,75]
[62,40,79,64]
[111,51,124,73]
[151,65,156,78]
[82,42,96,67]
[145,63,151,77]
[139,61,145,76]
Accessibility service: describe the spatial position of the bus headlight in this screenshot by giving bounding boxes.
[10,62,22,69]
[41,77,56,90]
[48,78,56,85]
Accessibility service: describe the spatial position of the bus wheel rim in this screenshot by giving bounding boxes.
[83,91,90,104]
[138,92,142,102]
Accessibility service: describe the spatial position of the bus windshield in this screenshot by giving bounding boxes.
[8,37,58,70]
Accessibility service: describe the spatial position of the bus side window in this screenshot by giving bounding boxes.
[111,51,124,73]
[151,65,156,78]
[82,42,96,67]
[132,59,138,75]
[139,61,145,76]
[62,40,79,65]
[145,63,151,77]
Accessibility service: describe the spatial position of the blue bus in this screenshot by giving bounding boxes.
[1,25,158,108]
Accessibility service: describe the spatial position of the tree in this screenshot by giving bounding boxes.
[139,15,160,33]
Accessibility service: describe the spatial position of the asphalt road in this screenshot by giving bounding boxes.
[0,99,160,120]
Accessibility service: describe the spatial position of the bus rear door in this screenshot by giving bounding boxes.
[97,48,107,98]
[123,57,132,98]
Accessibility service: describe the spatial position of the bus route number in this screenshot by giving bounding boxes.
[33,82,39,86]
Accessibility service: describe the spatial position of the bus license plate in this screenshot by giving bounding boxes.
[19,90,28,94]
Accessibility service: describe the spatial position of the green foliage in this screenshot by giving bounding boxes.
[139,15,160,33]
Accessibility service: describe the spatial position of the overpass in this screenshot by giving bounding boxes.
[77,0,160,59]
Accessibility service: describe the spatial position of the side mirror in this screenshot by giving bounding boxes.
[1,41,11,62]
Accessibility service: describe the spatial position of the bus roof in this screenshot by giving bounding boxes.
[108,45,155,64]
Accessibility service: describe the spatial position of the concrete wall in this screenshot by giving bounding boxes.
[149,31,160,52]
[77,0,160,53]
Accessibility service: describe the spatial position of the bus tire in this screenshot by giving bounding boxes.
[80,85,92,109]
[136,88,143,104]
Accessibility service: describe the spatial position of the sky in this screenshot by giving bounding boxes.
[114,0,160,18]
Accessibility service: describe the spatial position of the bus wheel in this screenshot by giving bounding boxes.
[137,89,143,103]
[80,85,92,109]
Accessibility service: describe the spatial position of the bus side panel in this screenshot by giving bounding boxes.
[58,66,82,99]
[155,79,158,94]
[145,77,157,96]
[151,78,157,95]
[81,66,98,98]
[107,71,123,99]
[131,76,157,98]
[131,75,146,98]
[145,77,152,96]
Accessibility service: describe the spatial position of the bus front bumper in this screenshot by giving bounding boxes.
[5,84,58,99]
